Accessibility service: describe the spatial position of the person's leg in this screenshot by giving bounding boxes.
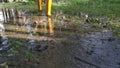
[38,0,42,11]
[46,0,52,16]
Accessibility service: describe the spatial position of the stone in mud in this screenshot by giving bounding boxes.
[33,45,49,52]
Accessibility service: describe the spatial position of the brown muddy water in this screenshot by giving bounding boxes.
[0,8,120,68]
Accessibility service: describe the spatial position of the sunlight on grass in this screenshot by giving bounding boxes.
[0,0,120,17]
[53,0,120,17]
[0,2,37,9]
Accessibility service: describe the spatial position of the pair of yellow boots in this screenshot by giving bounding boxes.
[37,0,52,16]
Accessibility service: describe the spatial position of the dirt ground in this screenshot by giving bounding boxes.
[0,8,120,68]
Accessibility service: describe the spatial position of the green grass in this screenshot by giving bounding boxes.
[0,0,120,17]
[58,0,120,17]
[0,2,37,9]
[52,0,120,17]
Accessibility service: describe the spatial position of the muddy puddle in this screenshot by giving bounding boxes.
[0,8,120,68]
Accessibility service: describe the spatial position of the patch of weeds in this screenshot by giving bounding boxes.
[113,27,120,37]
[0,62,8,68]
[106,22,120,38]
[6,39,37,67]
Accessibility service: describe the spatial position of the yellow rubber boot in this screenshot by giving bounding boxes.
[38,0,42,11]
[46,0,52,16]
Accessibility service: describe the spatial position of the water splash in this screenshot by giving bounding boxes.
[0,22,8,51]
[0,36,8,51]
[25,18,35,46]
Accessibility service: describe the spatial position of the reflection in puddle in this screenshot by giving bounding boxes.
[0,8,54,51]
[25,16,54,35]
[0,8,8,51]
[47,17,54,35]
[1,7,120,68]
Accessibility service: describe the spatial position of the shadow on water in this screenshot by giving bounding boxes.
[1,8,120,68]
